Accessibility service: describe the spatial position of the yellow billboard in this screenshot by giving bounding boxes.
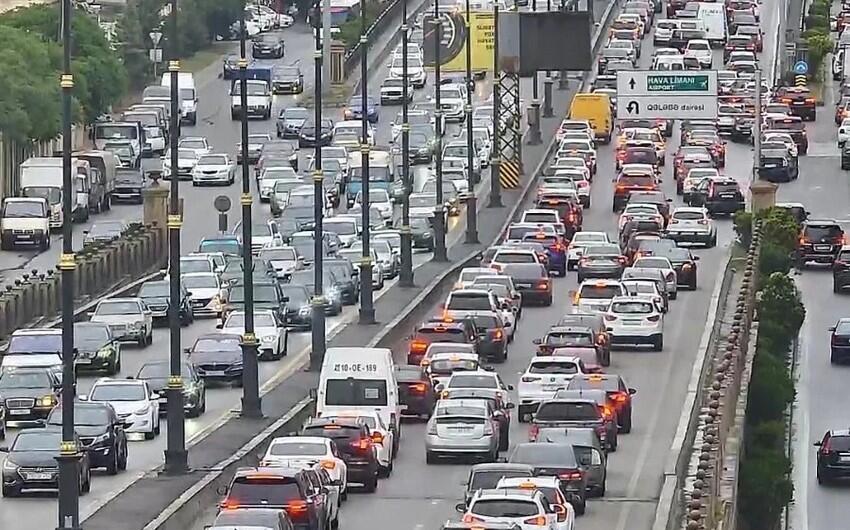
[422,12,495,73]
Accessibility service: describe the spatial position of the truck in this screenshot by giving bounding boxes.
[74,150,117,212]
[19,157,92,226]
[122,110,167,155]
[230,66,273,120]
[92,121,148,158]
[697,2,727,48]
[0,197,50,250]
[160,72,198,125]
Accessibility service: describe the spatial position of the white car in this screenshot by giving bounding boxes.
[177,136,211,157]
[618,203,664,231]
[604,294,665,351]
[463,488,563,530]
[839,117,850,147]
[762,132,798,157]
[85,378,160,439]
[572,279,625,314]
[324,218,360,248]
[320,410,396,477]
[259,167,299,201]
[682,168,719,198]
[439,84,466,122]
[443,370,512,394]
[426,351,481,389]
[551,169,591,207]
[567,231,612,270]
[388,54,427,87]
[490,248,540,272]
[631,256,678,299]
[161,147,199,180]
[192,153,235,186]
[455,267,497,290]
[181,272,225,317]
[622,279,668,313]
[259,435,348,501]
[496,476,577,530]
[219,310,286,360]
[517,355,586,420]
[259,246,303,279]
[666,206,717,247]
[89,297,153,346]
[355,189,393,223]
[684,39,712,68]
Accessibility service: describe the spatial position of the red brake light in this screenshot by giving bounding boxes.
[286,500,310,519]
[646,314,661,322]
[352,437,373,451]
[822,437,832,453]
[601,405,614,419]
[410,340,428,354]
[409,382,427,394]
[537,280,550,290]
[371,431,384,444]
[463,514,485,523]
[611,391,628,403]
[493,328,504,341]
[522,375,542,383]
[523,516,548,526]
[558,469,584,481]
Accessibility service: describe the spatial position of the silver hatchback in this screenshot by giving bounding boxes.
[425,398,501,463]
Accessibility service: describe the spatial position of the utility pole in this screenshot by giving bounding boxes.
[432,7,448,261]
[464,0,478,244]
[164,0,188,475]
[528,0,542,144]
[399,0,415,287]
[752,67,762,187]
[311,0,326,369]
[489,3,503,208]
[57,0,82,527]
[239,2,262,417]
[359,1,376,324]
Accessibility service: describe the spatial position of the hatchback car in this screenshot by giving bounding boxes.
[815,429,850,484]
[425,399,501,463]
[604,295,664,350]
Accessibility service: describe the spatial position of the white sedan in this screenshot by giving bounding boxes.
[219,310,286,360]
[355,189,393,223]
[85,378,160,439]
[161,148,199,180]
[192,153,236,186]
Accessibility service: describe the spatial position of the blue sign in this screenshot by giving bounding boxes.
[794,61,809,75]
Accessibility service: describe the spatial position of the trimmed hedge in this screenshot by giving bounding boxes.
[737,207,804,530]
[803,0,834,81]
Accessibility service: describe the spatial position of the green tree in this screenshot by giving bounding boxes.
[738,448,793,530]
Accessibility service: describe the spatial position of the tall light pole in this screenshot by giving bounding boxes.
[311,0,327,369]
[164,0,188,475]
[57,0,82,527]
[432,7,448,262]
[489,2,503,209]
[464,0,478,244]
[528,0,541,145]
[399,0,414,287]
[359,1,376,324]
[239,3,262,417]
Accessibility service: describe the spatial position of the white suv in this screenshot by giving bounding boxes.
[572,279,625,314]
[603,295,664,351]
[518,355,587,420]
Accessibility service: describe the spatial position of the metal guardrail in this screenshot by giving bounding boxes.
[343,0,406,77]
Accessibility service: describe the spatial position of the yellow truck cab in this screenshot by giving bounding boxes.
[569,93,613,144]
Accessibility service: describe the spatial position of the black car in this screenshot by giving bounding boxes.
[74,322,121,375]
[815,429,850,484]
[301,417,380,491]
[272,65,304,94]
[0,367,60,426]
[576,243,626,282]
[298,119,334,148]
[797,220,845,267]
[833,246,850,292]
[277,107,310,139]
[324,259,359,305]
[113,168,145,204]
[731,115,754,143]
[500,263,553,305]
[280,284,313,330]
[137,279,194,326]
[224,278,288,325]
[46,402,128,474]
[408,215,435,250]
[463,463,534,506]
[396,365,437,418]
[643,244,700,290]
[758,152,794,182]
[531,398,614,452]
[508,443,588,515]
[567,374,636,433]
[222,54,242,80]
[187,333,244,385]
[1,428,91,497]
[842,142,850,170]
[829,318,850,364]
[135,360,206,417]
[691,177,745,216]
[292,268,344,316]
[252,34,285,58]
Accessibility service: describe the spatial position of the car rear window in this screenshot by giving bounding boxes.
[805,225,843,241]
[769,119,804,131]
[228,477,302,504]
[713,183,741,194]
[529,361,579,374]
[624,150,657,164]
[536,402,599,421]
[470,470,533,490]
[545,331,593,346]
[471,499,540,517]
[448,293,492,311]
[418,328,467,342]
[301,425,362,443]
[611,301,654,313]
[618,174,654,187]
[578,285,622,299]
[674,210,704,220]
[829,435,850,451]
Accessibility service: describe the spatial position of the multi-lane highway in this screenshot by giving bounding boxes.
[183,2,786,529]
[0,3,550,527]
[787,53,850,530]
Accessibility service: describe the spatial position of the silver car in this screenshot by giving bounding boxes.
[89,297,153,346]
[425,398,501,463]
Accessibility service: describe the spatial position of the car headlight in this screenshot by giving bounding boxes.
[92,433,111,445]
[129,321,141,330]
[134,405,150,415]
[3,458,18,472]
[207,296,223,311]
[37,395,57,408]
[261,335,276,343]
[183,382,198,396]
[327,288,340,300]
[298,305,312,315]
[97,345,113,358]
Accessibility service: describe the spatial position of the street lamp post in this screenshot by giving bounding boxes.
[528,0,541,145]
[57,0,82,528]
[359,1,376,324]
[164,0,188,475]
[311,0,327,369]
[489,3,503,209]
[464,0,478,244]
[399,0,414,287]
[239,3,262,417]
[432,6,448,262]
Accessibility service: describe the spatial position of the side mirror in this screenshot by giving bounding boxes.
[829,326,836,331]
[532,338,542,345]
[506,384,514,391]
[814,441,823,447]
[151,392,160,400]
[308,388,318,400]
[693,256,700,261]
[216,323,223,329]
[505,402,515,409]
[0,447,9,453]
[628,387,637,395]
[216,484,228,496]
[183,347,191,354]
[79,395,88,401]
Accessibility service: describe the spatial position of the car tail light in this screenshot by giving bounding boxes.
[529,423,539,441]
[611,391,628,403]
[522,375,542,383]
[493,328,504,341]
[462,514,485,523]
[408,382,427,394]
[601,405,614,419]
[351,437,373,451]
[321,460,337,469]
[603,314,617,322]
[559,469,584,481]
[551,243,566,252]
[646,314,661,322]
[698,219,709,225]
[555,505,568,521]
[596,333,608,345]
[371,431,385,444]
[805,98,815,104]
[537,280,550,290]
[410,340,428,354]
[665,272,675,281]
[618,256,628,264]
[221,499,241,510]
[523,516,548,526]
[822,438,832,453]
[286,500,310,520]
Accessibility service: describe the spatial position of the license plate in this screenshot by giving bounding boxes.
[205,370,226,376]
[623,320,642,326]
[517,283,533,288]
[76,358,92,364]
[543,385,563,391]
[25,473,52,480]
[720,194,735,199]
[17,235,31,239]
[815,245,831,252]
[840,455,850,463]
[9,409,29,415]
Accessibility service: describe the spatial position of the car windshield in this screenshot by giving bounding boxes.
[4,199,47,216]
[48,406,110,427]
[138,362,190,379]
[193,337,241,352]
[260,248,296,261]
[90,384,146,401]
[0,370,51,389]
[230,285,278,304]
[75,325,110,347]
[182,275,218,290]
[138,282,170,298]
[12,431,62,451]
[448,374,497,389]
[285,108,309,120]
[7,334,61,354]
[95,301,140,316]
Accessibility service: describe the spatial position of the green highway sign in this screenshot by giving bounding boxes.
[646,74,710,92]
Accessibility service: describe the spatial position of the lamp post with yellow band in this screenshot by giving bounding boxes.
[311,0,327,369]
[399,0,414,287]
[163,0,188,475]
[57,0,81,527]
[359,7,376,324]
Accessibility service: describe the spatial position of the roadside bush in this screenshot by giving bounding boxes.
[339,0,383,51]
[738,447,794,530]
[746,350,795,422]
[734,211,753,247]
[758,242,792,276]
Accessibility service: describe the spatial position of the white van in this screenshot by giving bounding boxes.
[1,329,65,380]
[161,72,198,125]
[697,2,727,47]
[317,347,401,443]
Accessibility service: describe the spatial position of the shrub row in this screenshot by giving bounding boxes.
[733,208,805,530]
[804,0,834,81]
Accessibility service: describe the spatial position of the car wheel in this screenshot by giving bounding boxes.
[106,447,119,475]
[621,413,632,434]
[2,484,19,497]
[426,451,437,464]
[82,469,91,493]
[834,281,841,294]
[118,444,128,470]
[653,335,664,352]
[669,291,678,300]
[137,332,146,347]
[574,497,586,516]
[154,417,161,436]
[363,473,378,492]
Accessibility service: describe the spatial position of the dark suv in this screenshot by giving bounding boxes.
[530,398,615,452]
[396,365,437,419]
[300,417,380,492]
[691,177,745,216]
[567,374,636,433]
[832,246,850,292]
[815,429,850,484]
[797,220,845,268]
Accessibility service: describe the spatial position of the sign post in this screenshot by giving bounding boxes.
[616,71,718,120]
[150,31,163,79]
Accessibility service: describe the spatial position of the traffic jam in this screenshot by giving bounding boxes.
[185,0,787,529]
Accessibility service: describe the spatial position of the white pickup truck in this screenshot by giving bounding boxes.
[230,79,272,120]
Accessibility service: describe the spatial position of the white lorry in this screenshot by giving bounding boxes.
[160,72,198,126]
[697,2,727,48]
[19,157,92,226]
[0,197,50,250]
[230,68,273,120]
